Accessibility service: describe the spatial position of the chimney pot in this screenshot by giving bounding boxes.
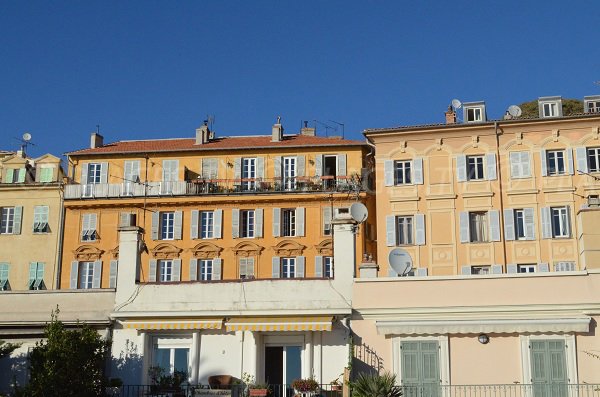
[90,132,104,149]
[195,124,211,145]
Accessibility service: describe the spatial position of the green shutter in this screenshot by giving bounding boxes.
[17,168,26,183]
[5,169,14,183]
[531,340,567,397]
[401,341,440,397]
[40,167,53,182]
[0,263,9,281]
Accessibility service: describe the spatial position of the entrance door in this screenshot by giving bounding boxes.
[265,345,302,397]
[531,340,568,397]
[401,341,440,397]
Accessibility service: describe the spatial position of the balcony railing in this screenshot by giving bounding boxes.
[64,176,365,199]
[112,383,343,397]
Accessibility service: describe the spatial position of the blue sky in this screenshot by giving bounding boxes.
[1,1,599,159]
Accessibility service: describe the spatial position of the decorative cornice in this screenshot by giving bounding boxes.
[189,242,223,259]
[150,242,182,259]
[314,239,333,256]
[73,245,104,261]
[231,241,264,257]
[272,240,306,256]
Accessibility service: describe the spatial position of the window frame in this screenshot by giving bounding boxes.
[518,264,536,273]
[242,157,257,190]
[551,207,570,238]
[159,259,174,282]
[0,207,15,234]
[393,160,412,185]
[33,205,50,234]
[514,209,526,240]
[282,156,297,190]
[199,259,213,281]
[160,212,175,240]
[79,261,95,289]
[546,150,566,176]
[39,167,53,183]
[324,256,333,278]
[281,257,296,278]
[200,211,214,239]
[395,216,414,245]
[588,147,600,173]
[471,265,490,275]
[87,163,102,184]
[240,209,255,238]
[281,209,296,237]
[469,212,488,243]
[466,107,483,122]
[467,155,485,180]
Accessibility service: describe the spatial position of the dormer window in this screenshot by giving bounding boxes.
[584,95,600,114]
[538,96,563,118]
[462,101,486,123]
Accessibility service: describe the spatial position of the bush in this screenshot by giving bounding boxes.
[350,372,401,397]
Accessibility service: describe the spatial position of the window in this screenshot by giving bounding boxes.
[546,150,565,175]
[39,167,53,183]
[5,168,26,184]
[324,256,333,278]
[323,207,332,236]
[467,156,485,180]
[282,257,296,278]
[471,265,490,275]
[554,261,576,272]
[161,212,175,240]
[518,264,536,273]
[394,160,411,185]
[242,157,256,190]
[514,209,526,240]
[79,261,95,289]
[469,212,488,242]
[585,99,600,113]
[239,257,255,279]
[282,157,297,190]
[152,338,190,378]
[466,107,483,122]
[159,260,174,282]
[323,155,337,178]
[200,211,214,239]
[551,207,569,238]
[588,147,600,173]
[87,163,102,184]
[1,207,15,234]
[509,151,531,178]
[201,158,218,180]
[33,206,49,233]
[199,259,213,281]
[282,209,296,237]
[395,216,413,245]
[0,263,9,291]
[81,213,98,241]
[29,262,45,289]
[543,102,557,117]
[240,210,255,238]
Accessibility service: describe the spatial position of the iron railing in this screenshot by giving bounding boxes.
[109,383,342,397]
[398,384,600,397]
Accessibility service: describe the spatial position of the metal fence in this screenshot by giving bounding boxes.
[111,383,342,397]
[398,384,600,397]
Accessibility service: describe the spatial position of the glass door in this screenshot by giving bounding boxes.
[282,157,296,190]
[265,345,302,397]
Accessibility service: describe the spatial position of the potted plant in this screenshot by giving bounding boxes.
[148,366,188,395]
[330,374,343,391]
[242,372,270,397]
[291,378,319,397]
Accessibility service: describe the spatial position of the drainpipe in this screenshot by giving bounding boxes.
[54,166,66,289]
[494,121,508,268]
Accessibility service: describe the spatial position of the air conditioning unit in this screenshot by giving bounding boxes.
[120,213,137,227]
[588,195,600,207]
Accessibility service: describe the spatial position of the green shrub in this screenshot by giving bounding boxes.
[350,372,401,397]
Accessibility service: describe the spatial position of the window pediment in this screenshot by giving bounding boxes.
[150,242,182,259]
[232,241,264,257]
[73,245,104,261]
[110,245,119,259]
[190,242,223,259]
[314,239,333,256]
[272,240,305,256]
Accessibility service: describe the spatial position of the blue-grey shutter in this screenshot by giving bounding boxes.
[413,157,423,184]
[540,149,548,176]
[214,209,223,238]
[296,207,305,237]
[461,265,472,275]
[566,148,574,175]
[13,206,22,234]
[314,256,323,277]
[456,155,467,182]
[565,205,571,237]
[148,260,157,282]
[272,208,281,237]
[323,206,332,235]
[384,160,394,186]
[521,151,532,177]
[486,153,497,180]
[296,256,305,278]
[386,215,396,246]
[538,263,550,272]
[70,261,79,289]
[524,208,536,240]
[29,263,37,287]
[507,264,518,274]
[174,210,183,240]
[338,154,347,176]
[81,163,89,184]
[509,152,521,178]
[575,147,588,174]
[231,209,240,238]
[416,268,428,277]
[189,259,198,281]
[459,212,470,243]
[540,207,552,239]
[191,210,199,239]
[92,260,102,288]
[315,155,323,177]
[297,155,305,177]
[504,209,515,241]
[271,257,280,278]
[109,260,118,288]
[255,209,263,238]
[414,213,425,245]
[489,210,500,241]
[100,162,108,184]
[491,264,503,274]
[274,156,282,179]
[234,158,241,179]
[212,258,222,280]
[256,157,265,179]
[172,259,181,282]
[151,211,159,240]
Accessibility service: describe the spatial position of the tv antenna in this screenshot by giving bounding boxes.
[14,132,35,155]
[313,120,337,137]
[329,120,345,139]
[206,115,215,131]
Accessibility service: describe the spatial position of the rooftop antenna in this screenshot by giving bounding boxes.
[329,120,345,139]
[506,105,522,119]
[14,132,35,155]
[206,115,215,131]
[313,120,337,137]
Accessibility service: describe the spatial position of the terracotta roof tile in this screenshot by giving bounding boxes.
[67,134,365,156]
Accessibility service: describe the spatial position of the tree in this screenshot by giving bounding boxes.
[518,99,584,118]
[23,308,110,397]
[0,340,20,359]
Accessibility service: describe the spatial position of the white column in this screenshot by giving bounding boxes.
[313,331,322,384]
[242,331,258,380]
[331,217,358,301]
[140,332,150,384]
[191,331,201,384]
[304,331,313,378]
[116,226,143,305]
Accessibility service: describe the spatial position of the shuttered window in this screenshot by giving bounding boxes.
[33,206,50,233]
[509,151,532,178]
[530,340,568,397]
[160,212,175,240]
[81,213,98,241]
[467,156,485,180]
[200,259,213,281]
[201,158,218,179]
[0,263,10,291]
[39,167,53,183]
[28,262,45,290]
[282,257,296,278]
[546,150,566,175]
[239,257,255,279]
[240,210,255,238]
[0,207,16,234]
[324,256,333,278]
[400,341,440,394]
[79,261,95,289]
[587,147,600,173]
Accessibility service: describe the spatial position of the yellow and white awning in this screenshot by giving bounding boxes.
[123,319,223,330]
[226,316,333,332]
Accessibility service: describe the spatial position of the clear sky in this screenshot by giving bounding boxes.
[1,1,599,159]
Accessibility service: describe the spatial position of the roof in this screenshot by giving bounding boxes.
[67,134,366,156]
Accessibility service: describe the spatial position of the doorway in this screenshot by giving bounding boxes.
[265,345,302,397]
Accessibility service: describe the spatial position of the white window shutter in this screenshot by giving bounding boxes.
[540,207,552,239]
[416,268,428,277]
[234,158,241,179]
[191,210,199,239]
[503,209,515,241]
[338,154,347,176]
[92,260,102,288]
[314,256,323,278]
[272,257,281,278]
[538,263,550,272]
[274,156,282,178]
[414,213,425,245]
[231,209,240,238]
[456,155,467,182]
[272,208,281,237]
[255,209,263,238]
[507,264,518,274]
[100,162,109,184]
[296,256,305,278]
[509,152,521,178]
[189,259,198,281]
[540,149,548,176]
[256,157,265,179]
[151,211,159,240]
[171,259,181,282]
[521,151,532,177]
[413,157,424,184]
[296,207,305,236]
[459,212,470,243]
[575,147,588,174]
[174,211,183,240]
[565,205,571,237]
[524,208,536,240]
[566,148,574,175]
[213,258,222,280]
[386,215,396,246]
[297,155,305,177]
[461,265,472,275]
[488,210,500,241]
[148,260,157,282]
[491,264,503,274]
[70,261,79,289]
[384,160,394,187]
[109,260,118,288]
[485,153,497,180]
[323,206,332,235]
[81,163,89,184]
[13,206,23,234]
[214,209,223,238]
[315,155,323,177]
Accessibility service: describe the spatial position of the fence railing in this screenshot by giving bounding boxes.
[397,383,600,397]
[110,383,342,397]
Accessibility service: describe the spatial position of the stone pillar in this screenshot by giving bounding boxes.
[115,226,143,306]
[304,331,313,378]
[331,216,358,301]
[191,331,201,384]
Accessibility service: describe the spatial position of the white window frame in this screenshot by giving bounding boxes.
[240,210,255,238]
[518,264,536,273]
[514,209,526,240]
[395,216,413,245]
[87,163,102,184]
[282,156,297,190]
[551,207,569,238]
[466,107,483,122]
[471,265,490,275]
[239,257,255,279]
[588,147,600,173]
[324,256,333,278]
[542,102,558,117]
[281,209,296,237]
[242,157,257,190]
[393,335,450,386]
[200,211,214,239]
[199,259,213,281]
[0,207,15,234]
[151,336,192,379]
[160,212,175,240]
[520,334,578,386]
[282,257,296,278]
[467,155,485,180]
[546,150,566,176]
[586,100,600,114]
[159,259,174,282]
[469,212,488,242]
[394,160,412,185]
[79,261,94,289]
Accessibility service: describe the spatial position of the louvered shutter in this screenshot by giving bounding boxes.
[272,208,281,237]
[100,162,108,184]
[491,264,503,274]
[414,213,425,245]
[524,208,536,240]
[174,211,183,240]
[461,265,472,275]
[507,264,518,273]
[70,261,79,289]
[386,215,396,246]
[459,212,470,243]
[540,207,552,239]
[29,263,37,287]
[234,158,241,179]
[109,260,118,288]
[566,148,574,175]
[509,152,521,178]
[214,209,223,238]
[92,260,102,288]
[540,149,548,176]
[256,157,265,179]
[5,169,14,183]
[488,210,500,241]
[231,209,240,238]
[337,154,347,176]
[255,209,263,238]
[323,207,332,235]
[274,156,282,179]
[538,263,550,272]
[416,268,428,277]
[81,163,89,184]
[384,160,394,186]
[315,155,323,177]
[485,153,497,180]
[413,157,423,184]
[151,211,160,240]
[521,151,532,177]
[314,256,323,278]
[272,257,281,278]
[575,147,588,174]
[191,210,199,239]
[296,256,305,278]
[565,205,571,237]
[297,155,305,177]
[148,260,157,282]
[13,206,22,234]
[213,258,222,280]
[17,168,26,183]
[296,207,305,236]
[172,259,181,282]
[35,263,44,288]
[189,259,198,281]
[504,209,515,241]
[456,155,467,182]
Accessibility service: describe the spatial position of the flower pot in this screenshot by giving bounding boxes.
[331,385,342,391]
[249,389,268,397]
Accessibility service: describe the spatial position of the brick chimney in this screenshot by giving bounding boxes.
[445,106,456,124]
[272,116,284,142]
[300,121,315,136]
[195,121,211,145]
[90,132,104,148]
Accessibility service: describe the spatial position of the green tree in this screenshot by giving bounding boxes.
[518,99,584,118]
[23,308,110,397]
[0,340,20,359]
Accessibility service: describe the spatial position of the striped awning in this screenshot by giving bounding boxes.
[225,316,333,332]
[123,319,223,330]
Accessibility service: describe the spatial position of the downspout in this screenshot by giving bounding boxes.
[494,122,508,268]
[54,158,67,289]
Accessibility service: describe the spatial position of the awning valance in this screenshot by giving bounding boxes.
[226,316,333,332]
[123,319,223,330]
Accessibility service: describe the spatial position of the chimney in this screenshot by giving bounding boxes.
[272,116,284,142]
[90,132,104,149]
[195,121,211,145]
[300,120,316,136]
[445,106,456,124]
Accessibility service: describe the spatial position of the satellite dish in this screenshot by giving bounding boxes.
[451,99,462,110]
[350,203,368,223]
[388,248,413,276]
[507,105,522,117]
[22,132,32,142]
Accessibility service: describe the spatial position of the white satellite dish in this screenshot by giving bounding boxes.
[388,248,413,276]
[350,203,368,223]
[451,99,462,110]
[22,132,32,142]
[507,105,522,117]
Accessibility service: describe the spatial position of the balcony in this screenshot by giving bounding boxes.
[64,176,365,200]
